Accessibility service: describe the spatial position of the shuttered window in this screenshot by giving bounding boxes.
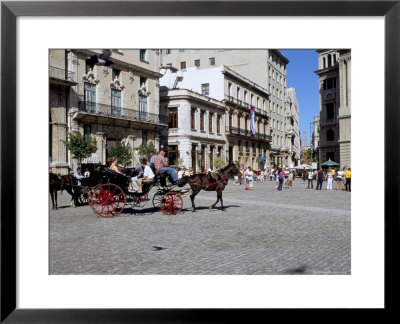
[84,82,96,112]
[111,89,121,117]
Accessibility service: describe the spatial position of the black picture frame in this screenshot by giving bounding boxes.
[1,0,399,322]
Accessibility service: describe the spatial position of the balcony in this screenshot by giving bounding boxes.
[77,101,168,125]
[225,95,269,118]
[225,126,272,142]
[49,66,77,85]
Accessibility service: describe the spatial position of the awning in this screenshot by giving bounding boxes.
[82,153,100,164]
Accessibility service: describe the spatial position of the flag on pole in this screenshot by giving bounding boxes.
[249,105,256,135]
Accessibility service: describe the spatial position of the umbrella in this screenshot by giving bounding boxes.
[320,158,340,167]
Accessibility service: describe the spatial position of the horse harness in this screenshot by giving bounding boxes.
[204,171,228,190]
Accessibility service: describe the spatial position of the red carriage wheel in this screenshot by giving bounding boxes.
[88,183,126,218]
[160,192,183,215]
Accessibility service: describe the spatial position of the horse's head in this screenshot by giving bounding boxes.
[222,162,239,176]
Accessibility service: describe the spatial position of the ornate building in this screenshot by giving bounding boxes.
[159,65,271,172]
[49,49,167,174]
[315,49,351,167]
[160,49,299,169]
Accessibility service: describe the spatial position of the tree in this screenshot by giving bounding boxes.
[62,132,93,165]
[302,148,317,164]
[108,141,132,167]
[214,156,227,169]
[136,141,158,159]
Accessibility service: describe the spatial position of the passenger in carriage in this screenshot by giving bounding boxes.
[136,158,155,193]
[109,157,136,192]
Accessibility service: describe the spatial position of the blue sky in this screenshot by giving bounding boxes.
[280,49,320,145]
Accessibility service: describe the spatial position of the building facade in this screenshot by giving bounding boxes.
[159,65,271,171]
[315,49,351,167]
[284,88,301,166]
[160,49,299,169]
[49,49,167,174]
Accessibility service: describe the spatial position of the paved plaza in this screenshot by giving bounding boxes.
[49,178,351,275]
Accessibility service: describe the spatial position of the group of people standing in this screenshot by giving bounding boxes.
[304,167,351,191]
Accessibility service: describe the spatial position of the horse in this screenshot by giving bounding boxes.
[188,163,239,212]
[49,172,80,209]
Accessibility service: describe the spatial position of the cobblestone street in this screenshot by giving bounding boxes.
[49,178,351,275]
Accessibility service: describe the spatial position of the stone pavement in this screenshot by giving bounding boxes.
[49,178,351,275]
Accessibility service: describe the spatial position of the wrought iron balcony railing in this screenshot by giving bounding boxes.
[225,126,272,142]
[78,101,168,125]
[225,95,269,118]
[50,66,76,82]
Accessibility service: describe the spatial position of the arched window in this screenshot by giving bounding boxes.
[327,129,334,141]
[323,57,326,69]
[328,54,332,67]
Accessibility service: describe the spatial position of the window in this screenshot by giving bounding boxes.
[237,87,240,100]
[217,115,221,134]
[237,115,241,129]
[209,113,213,133]
[200,111,205,131]
[142,130,148,146]
[244,91,247,103]
[228,82,232,96]
[323,57,326,69]
[139,95,148,120]
[180,61,186,70]
[326,103,334,119]
[195,59,200,67]
[229,113,232,128]
[328,54,332,67]
[84,82,96,112]
[209,57,215,66]
[85,61,94,74]
[140,76,147,87]
[201,83,209,96]
[111,89,121,117]
[140,49,147,61]
[166,49,172,54]
[324,78,336,90]
[191,109,196,129]
[168,108,178,128]
[327,129,334,142]
[112,69,120,80]
[84,124,91,142]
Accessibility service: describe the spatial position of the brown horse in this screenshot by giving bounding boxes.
[49,172,80,209]
[188,163,239,212]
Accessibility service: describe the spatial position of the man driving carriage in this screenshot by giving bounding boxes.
[154,150,183,186]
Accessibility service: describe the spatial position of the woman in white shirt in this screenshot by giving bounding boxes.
[336,168,344,191]
[326,169,334,190]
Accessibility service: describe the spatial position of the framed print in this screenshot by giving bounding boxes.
[1,0,399,322]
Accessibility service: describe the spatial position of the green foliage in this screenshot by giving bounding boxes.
[302,148,317,164]
[108,141,132,167]
[136,141,158,160]
[214,156,227,169]
[62,132,93,165]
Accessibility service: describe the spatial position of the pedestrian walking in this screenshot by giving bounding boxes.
[326,168,334,190]
[345,168,351,192]
[239,168,244,185]
[288,170,294,189]
[336,167,344,190]
[244,166,254,190]
[275,168,279,189]
[316,167,324,190]
[302,168,307,183]
[278,168,284,191]
[307,169,314,189]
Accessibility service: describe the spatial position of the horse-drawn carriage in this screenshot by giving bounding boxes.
[50,163,239,217]
[79,166,189,217]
